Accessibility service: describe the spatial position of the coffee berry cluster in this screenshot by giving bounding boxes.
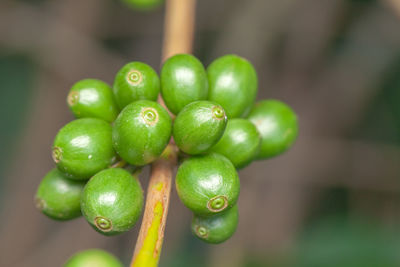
[35,54,298,244]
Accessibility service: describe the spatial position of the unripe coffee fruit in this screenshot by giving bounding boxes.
[192,205,238,244]
[176,153,240,216]
[67,79,119,123]
[247,99,298,159]
[207,54,257,118]
[35,168,85,220]
[52,118,116,180]
[173,101,227,155]
[113,62,160,109]
[64,249,122,267]
[161,54,208,115]
[112,100,172,166]
[81,168,143,236]
[209,118,260,169]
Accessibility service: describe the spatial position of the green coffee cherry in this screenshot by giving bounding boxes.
[52,118,116,180]
[35,168,85,220]
[192,205,238,244]
[176,153,240,216]
[207,54,258,118]
[161,54,208,115]
[121,0,164,10]
[247,99,298,159]
[64,249,123,267]
[67,79,119,123]
[81,168,143,236]
[209,118,260,169]
[112,100,172,166]
[173,101,227,155]
[113,62,160,110]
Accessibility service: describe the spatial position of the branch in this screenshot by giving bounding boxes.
[384,0,400,17]
[130,0,196,266]
[162,0,195,60]
[130,145,177,267]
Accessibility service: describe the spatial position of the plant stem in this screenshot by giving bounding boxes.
[162,0,196,60]
[130,1,196,266]
[110,160,127,169]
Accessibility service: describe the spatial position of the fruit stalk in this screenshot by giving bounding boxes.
[130,0,196,266]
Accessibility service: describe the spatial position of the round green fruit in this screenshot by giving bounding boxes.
[176,153,240,216]
[81,168,143,236]
[192,205,239,244]
[64,249,123,267]
[112,100,172,166]
[35,168,85,220]
[121,0,164,11]
[67,79,119,123]
[247,99,298,159]
[173,101,227,155]
[161,54,208,115]
[209,118,260,169]
[207,54,258,118]
[52,118,116,180]
[113,62,160,110]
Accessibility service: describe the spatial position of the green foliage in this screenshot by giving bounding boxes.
[355,56,400,145]
[160,234,208,267]
[0,54,34,181]
[296,217,400,267]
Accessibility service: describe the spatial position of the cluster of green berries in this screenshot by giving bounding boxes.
[35,54,298,246]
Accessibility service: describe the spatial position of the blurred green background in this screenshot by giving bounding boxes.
[2,0,400,266]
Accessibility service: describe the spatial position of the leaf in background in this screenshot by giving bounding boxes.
[0,53,35,188]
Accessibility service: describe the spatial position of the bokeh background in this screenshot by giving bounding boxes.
[2,0,400,266]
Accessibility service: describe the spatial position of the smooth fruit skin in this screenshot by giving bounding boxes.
[113,62,160,110]
[176,153,240,216]
[209,118,261,169]
[122,0,164,10]
[64,249,123,267]
[207,54,258,118]
[247,99,298,159]
[81,168,143,236]
[67,79,119,123]
[192,205,238,244]
[112,100,172,165]
[35,168,85,220]
[52,118,116,180]
[161,54,208,115]
[173,101,227,155]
